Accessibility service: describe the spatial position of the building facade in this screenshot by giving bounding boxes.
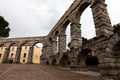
[0,44,42,64]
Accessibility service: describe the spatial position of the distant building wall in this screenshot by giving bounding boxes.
[0,46,6,63]
[0,45,42,64]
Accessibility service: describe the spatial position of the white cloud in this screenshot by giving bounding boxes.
[0,0,120,40]
[106,0,120,25]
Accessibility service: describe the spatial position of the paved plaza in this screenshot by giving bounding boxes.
[0,64,100,80]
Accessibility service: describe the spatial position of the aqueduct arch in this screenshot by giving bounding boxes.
[45,0,113,67]
[0,36,45,63]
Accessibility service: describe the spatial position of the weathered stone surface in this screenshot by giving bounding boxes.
[104,58,116,63]
[70,22,82,49]
[91,0,113,36]
[112,33,120,42]
[106,48,112,54]
[107,43,114,49]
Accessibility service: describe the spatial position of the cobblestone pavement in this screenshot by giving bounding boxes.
[0,64,100,80]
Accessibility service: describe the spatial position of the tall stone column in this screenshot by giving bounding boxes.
[41,45,46,64]
[78,55,87,71]
[51,38,57,55]
[14,47,21,63]
[49,39,57,65]
[45,43,52,65]
[58,34,66,55]
[91,0,113,36]
[2,48,10,63]
[57,34,66,64]
[27,47,34,64]
[70,22,82,49]
[70,22,82,70]
[41,43,51,64]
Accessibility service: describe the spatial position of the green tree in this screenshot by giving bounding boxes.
[68,42,71,48]
[82,37,87,43]
[0,16,10,37]
[113,23,120,33]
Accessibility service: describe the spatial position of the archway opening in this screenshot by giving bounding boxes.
[33,43,43,64]
[66,24,71,49]
[59,54,70,67]
[79,49,99,72]
[80,6,96,39]
[85,55,99,66]
[57,36,59,55]
[85,52,99,72]
[51,58,57,65]
[54,31,59,55]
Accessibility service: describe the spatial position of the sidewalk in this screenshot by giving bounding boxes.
[72,71,101,77]
[53,66,101,77]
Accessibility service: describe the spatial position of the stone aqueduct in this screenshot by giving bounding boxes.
[0,0,120,79]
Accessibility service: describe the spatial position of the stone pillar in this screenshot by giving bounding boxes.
[91,0,113,36]
[41,45,46,64]
[70,22,82,48]
[2,48,10,63]
[70,49,79,70]
[70,22,82,70]
[14,47,21,63]
[50,39,57,65]
[58,34,66,55]
[99,55,119,80]
[45,43,52,65]
[57,34,66,64]
[79,55,87,71]
[27,47,34,64]
[51,38,57,55]
[41,43,52,64]
[99,47,120,80]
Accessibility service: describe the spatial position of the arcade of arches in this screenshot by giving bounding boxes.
[0,0,120,80]
[0,43,42,64]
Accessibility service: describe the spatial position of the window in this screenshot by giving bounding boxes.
[11,53,13,57]
[23,53,26,58]
[23,60,25,63]
[0,54,1,58]
[25,46,27,50]
[10,53,14,59]
[35,55,38,57]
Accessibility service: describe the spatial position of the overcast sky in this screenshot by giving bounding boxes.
[0,0,120,40]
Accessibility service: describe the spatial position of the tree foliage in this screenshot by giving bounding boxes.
[68,42,71,48]
[82,37,87,43]
[0,16,10,37]
[113,23,120,33]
